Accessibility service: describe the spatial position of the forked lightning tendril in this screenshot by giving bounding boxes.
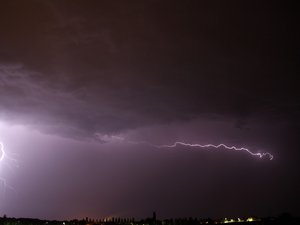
[156,142,273,160]
[114,137,273,160]
[0,142,7,194]
[0,142,4,161]
[0,142,17,195]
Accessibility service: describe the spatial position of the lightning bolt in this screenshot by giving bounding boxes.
[0,142,8,196]
[0,142,17,196]
[105,136,274,160]
[157,142,273,160]
[0,142,4,161]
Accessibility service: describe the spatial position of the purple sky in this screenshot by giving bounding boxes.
[0,0,299,220]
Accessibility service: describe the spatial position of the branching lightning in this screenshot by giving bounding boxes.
[103,135,274,160]
[0,142,8,195]
[0,142,17,196]
[0,142,4,162]
[157,142,273,160]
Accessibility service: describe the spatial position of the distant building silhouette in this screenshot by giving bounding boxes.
[153,212,157,222]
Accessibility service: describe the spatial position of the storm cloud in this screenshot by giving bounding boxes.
[0,0,299,220]
[1,0,298,138]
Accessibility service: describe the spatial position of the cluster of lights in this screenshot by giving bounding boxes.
[221,217,258,223]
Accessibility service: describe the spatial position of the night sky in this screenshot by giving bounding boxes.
[0,0,299,220]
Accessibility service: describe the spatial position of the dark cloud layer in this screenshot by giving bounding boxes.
[0,0,299,220]
[1,0,299,136]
